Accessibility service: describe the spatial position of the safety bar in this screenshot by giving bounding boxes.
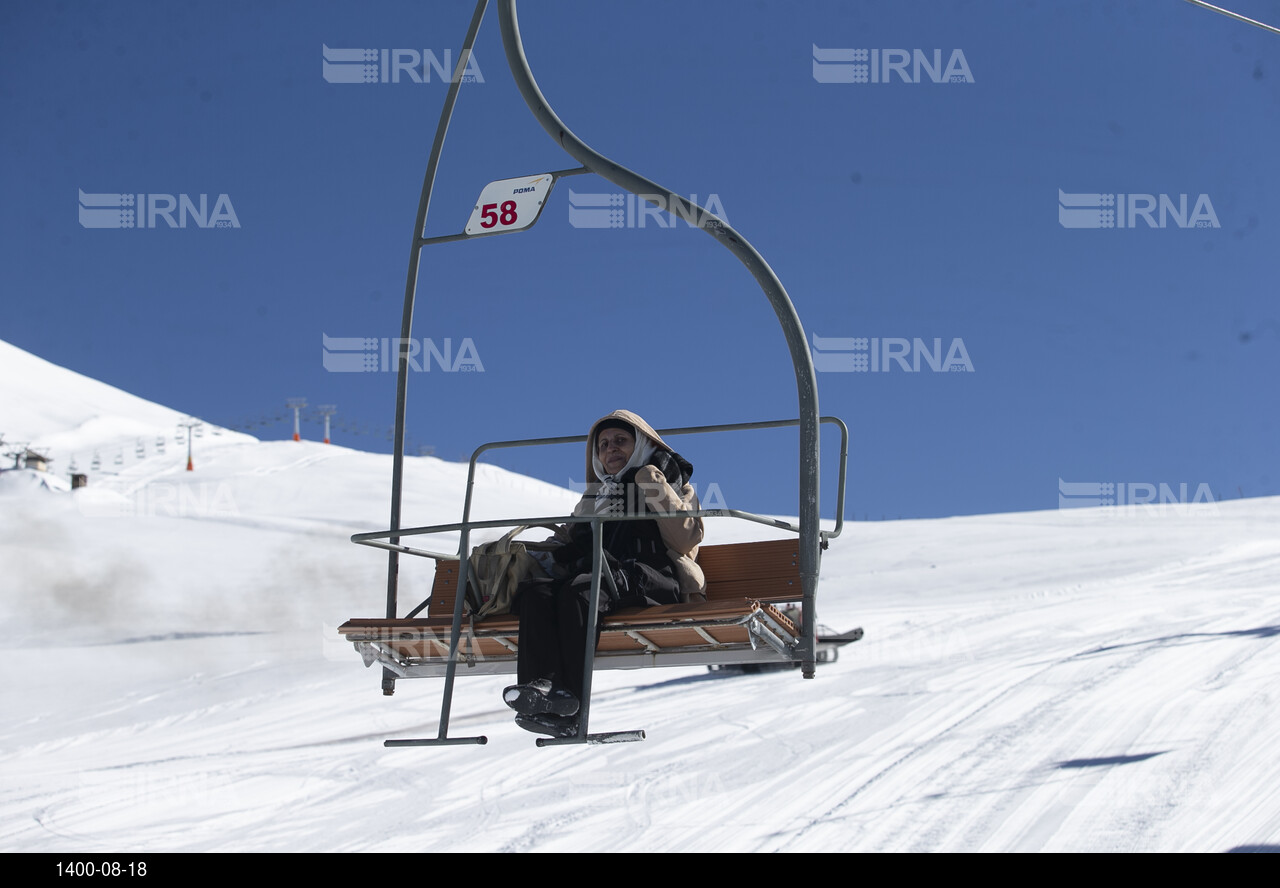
[353,416,849,562]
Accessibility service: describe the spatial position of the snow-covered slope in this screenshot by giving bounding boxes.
[1,339,1277,852]
[0,338,257,477]
[0,338,582,644]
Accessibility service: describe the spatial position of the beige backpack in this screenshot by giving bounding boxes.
[464,525,553,619]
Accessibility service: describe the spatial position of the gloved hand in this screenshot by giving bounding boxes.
[648,450,682,486]
[553,522,592,565]
[651,449,693,486]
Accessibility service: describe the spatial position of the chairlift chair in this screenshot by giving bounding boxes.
[339,0,851,747]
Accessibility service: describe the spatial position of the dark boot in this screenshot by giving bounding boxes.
[502,678,579,717]
[515,712,580,738]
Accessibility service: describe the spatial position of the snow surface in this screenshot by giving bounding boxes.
[1,338,1278,852]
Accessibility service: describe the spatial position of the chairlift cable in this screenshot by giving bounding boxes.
[1182,0,1280,36]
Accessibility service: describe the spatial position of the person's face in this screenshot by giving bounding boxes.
[597,427,636,476]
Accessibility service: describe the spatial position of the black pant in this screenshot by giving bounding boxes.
[512,578,596,701]
[512,559,680,701]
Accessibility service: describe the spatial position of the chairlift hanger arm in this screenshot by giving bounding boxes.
[496,0,822,676]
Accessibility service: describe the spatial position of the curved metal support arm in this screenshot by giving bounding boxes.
[388,0,489,602]
[385,0,490,701]
[497,0,821,675]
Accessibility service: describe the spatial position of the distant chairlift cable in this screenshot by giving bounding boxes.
[1182,0,1280,36]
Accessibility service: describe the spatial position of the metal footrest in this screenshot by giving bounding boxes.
[536,729,646,747]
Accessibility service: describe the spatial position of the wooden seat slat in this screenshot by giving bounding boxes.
[692,538,799,584]
[423,538,803,616]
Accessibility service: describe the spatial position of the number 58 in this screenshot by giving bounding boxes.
[480,200,518,228]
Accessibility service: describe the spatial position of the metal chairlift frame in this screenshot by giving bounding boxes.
[353,0,839,746]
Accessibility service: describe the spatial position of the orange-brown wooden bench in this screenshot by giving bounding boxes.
[338,538,808,679]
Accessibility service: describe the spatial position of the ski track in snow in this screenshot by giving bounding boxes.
[771,577,1280,852]
[3,515,1278,852]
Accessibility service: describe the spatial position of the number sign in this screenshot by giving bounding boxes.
[464,174,554,236]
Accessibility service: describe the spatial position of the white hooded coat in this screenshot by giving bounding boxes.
[564,409,707,604]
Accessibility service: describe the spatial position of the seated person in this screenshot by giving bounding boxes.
[504,409,706,737]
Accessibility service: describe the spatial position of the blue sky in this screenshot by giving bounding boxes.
[2,0,1277,521]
